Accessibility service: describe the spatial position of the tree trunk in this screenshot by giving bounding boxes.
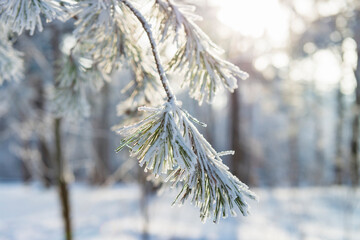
[20,140,32,183]
[204,103,214,147]
[350,11,360,186]
[313,90,325,185]
[39,136,53,187]
[139,170,150,240]
[229,89,248,182]
[350,61,360,186]
[350,95,360,186]
[334,84,344,185]
[34,80,53,187]
[54,118,72,240]
[288,115,300,186]
[91,83,110,184]
[51,23,72,240]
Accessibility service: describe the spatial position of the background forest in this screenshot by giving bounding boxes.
[1,0,360,240]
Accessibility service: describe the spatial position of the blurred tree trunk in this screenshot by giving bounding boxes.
[51,24,72,240]
[286,81,300,187]
[91,82,110,184]
[20,162,32,182]
[350,12,360,186]
[288,111,300,186]
[34,80,53,187]
[21,141,32,183]
[139,170,150,240]
[313,90,325,185]
[39,134,52,186]
[54,118,72,240]
[204,103,214,147]
[285,9,301,187]
[16,101,32,183]
[229,58,259,186]
[284,78,301,187]
[334,81,344,185]
[350,82,360,186]
[229,89,248,183]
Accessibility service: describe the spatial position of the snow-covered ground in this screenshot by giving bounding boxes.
[0,183,359,240]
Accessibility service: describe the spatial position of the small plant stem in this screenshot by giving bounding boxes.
[121,0,175,102]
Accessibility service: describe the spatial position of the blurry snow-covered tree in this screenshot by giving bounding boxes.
[0,24,23,85]
[0,0,257,223]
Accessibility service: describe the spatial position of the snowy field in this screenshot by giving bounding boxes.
[0,183,359,240]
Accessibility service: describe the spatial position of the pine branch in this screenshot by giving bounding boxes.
[121,37,162,106]
[172,113,257,222]
[154,0,249,104]
[117,99,257,223]
[52,54,91,118]
[121,0,175,102]
[58,0,163,118]
[116,0,256,223]
[117,102,196,176]
[0,0,257,223]
[72,0,125,75]
[0,0,68,35]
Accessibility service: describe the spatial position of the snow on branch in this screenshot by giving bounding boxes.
[117,102,196,177]
[172,113,257,222]
[115,0,256,223]
[154,0,249,104]
[0,0,257,223]
[72,0,125,75]
[0,0,69,35]
[52,54,108,118]
[57,0,163,118]
[117,100,257,223]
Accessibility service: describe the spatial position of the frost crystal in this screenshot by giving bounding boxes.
[72,0,126,74]
[117,100,257,223]
[173,114,257,222]
[117,101,196,177]
[0,0,67,35]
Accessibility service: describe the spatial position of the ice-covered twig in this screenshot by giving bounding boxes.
[121,0,175,102]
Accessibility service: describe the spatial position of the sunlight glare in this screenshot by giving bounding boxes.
[213,0,289,45]
[61,34,76,55]
[313,50,342,92]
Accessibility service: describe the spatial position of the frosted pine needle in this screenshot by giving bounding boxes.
[72,0,127,74]
[117,101,196,177]
[154,0,249,104]
[0,0,67,35]
[167,108,257,223]
[117,99,257,223]
[53,55,89,118]
[72,0,118,38]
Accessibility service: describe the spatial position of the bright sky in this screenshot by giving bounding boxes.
[210,0,357,93]
[211,0,289,46]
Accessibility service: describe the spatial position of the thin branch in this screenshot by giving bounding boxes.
[121,0,175,102]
